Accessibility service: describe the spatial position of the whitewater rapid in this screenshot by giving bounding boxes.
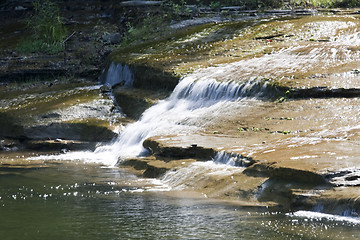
[30,69,274,166]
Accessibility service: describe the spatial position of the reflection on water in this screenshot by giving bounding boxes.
[0,158,360,240]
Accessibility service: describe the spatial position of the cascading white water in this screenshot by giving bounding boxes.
[93,76,273,165]
[213,151,239,166]
[35,69,274,166]
[103,62,134,87]
[212,150,253,167]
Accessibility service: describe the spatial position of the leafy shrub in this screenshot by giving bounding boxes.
[121,15,169,46]
[18,0,65,54]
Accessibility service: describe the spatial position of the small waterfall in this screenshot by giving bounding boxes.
[103,62,134,87]
[170,76,277,105]
[212,151,254,167]
[98,77,274,164]
[35,73,274,166]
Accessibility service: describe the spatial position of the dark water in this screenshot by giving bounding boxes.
[0,159,360,240]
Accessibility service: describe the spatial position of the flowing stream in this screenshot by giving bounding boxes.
[3,15,360,239]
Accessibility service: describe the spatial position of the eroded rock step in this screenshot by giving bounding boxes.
[119,151,332,211]
[112,87,170,119]
[0,82,127,151]
[25,139,97,152]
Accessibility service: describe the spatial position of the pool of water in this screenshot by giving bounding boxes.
[0,155,360,240]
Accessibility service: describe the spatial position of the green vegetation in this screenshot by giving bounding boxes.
[17,0,65,54]
[121,16,167,46]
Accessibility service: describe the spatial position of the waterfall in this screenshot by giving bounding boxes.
[212,151,254,167]
[93,76,273,165]
[32,69,274,166]
[103,62,134,87]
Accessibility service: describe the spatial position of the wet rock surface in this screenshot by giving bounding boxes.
[111,12,360,213]
[112,87,169,119]
[0,81,125,151]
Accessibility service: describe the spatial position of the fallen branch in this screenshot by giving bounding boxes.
[63,31,76,44]
[63,31,76,65]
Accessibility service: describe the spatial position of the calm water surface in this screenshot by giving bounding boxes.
[0,154,360,240]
